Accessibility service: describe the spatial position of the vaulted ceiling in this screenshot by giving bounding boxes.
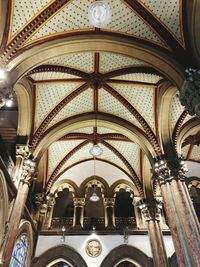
[0,0,200,198]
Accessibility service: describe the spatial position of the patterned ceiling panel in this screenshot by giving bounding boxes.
[98,89,142,129]
[58,143,131,176]
[35,82,83,130]
[138,0,184,45]
[26,0,93,44]
[30,72,80,81]
[104,0,166,47]
[70,127,94,135]
[100,52,147,73]
[43,52,94,73]
[109,84,155,132]
[47,88,93,129]
[111,73,162,84]
[48,140,83,179]
[170,94,185,131]
[181,144,190,159]
[106,140,140,178]
[189,145,200,162]
[10,0,50,37]
[97,127,119,135]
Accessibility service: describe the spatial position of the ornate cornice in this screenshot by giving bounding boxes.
[173,110,188,151]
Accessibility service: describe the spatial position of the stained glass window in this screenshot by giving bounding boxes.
[9,234,28,267]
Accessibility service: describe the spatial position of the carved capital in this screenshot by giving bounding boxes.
[179,68,200,117]
[47,196,56,207]
[20,158,36,186]
[16,145,30,159]
[34,193,45,205]
[139,201,162,222]
[73,197,85,207]
[154,159,173,185]
[103,197,115,207]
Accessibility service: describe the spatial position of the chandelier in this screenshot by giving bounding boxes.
[88,1,112,28]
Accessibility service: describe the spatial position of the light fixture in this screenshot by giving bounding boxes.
[89,157,100,202]
[0,68,6,83]
[0,90,14,109]
[89,144,103,157]
[60,226,66,243]
[88,1,112,28]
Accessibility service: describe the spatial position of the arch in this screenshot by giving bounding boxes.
[80,175,110,196]
[0,169,9,248]
[100,245,153,267]
[14,79,33,137]
[10,220,33,267]
[46,258,73,267]
[32,245,87,267]
[111,180,138,197]
[9,36,184,88]
[32,114,156,163]
[176,117,200,154]
[50,179,78,198]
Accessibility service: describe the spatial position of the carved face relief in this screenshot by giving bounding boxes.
[86,239,102,258]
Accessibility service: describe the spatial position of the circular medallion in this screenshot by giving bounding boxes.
[86,239,102,258]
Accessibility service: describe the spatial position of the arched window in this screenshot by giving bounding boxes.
[9,234,28,267]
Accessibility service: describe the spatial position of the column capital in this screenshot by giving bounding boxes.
[73,197,85,207]
[46,195,56,207]
[139,200,162,222]
[34,193,45,205]
[103,197,115,207]
[179,68,200,117]
[20,158,36,186]
[16,144,30,159]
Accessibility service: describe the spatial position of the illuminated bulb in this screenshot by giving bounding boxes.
[89,192,100,202]
[0,69,6,82]
[89,144,103,157]
[88,1,111,28]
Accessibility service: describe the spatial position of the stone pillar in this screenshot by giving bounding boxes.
[73,198,85,228]
[1,157,36,267]
[103,198,115,228]
[133,197,143,228]
[44,196,56,229]
[139,200,169,267]
[33,193,45,223]
[154,158,200,267]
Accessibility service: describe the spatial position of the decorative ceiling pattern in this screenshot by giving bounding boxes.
[97,127,119,135]
[56,142,132,176]
[98,89,142,129]
[170,93,185,131]
[10,0,51,37]
[104,0,166,47]
[99,52,147,74]
[35,82,83,130]
[70,127,94,135]
[189,145,200,162]
[138,0,184,45]
[44,52,94,73]
[30,72,79,81]
[109,83,155,132]
[181,144,190,159]
[106,140,140,177]
[26,0,93,44]
[47,88,93,129]
[48,140,83,179]
[111,73,162,84]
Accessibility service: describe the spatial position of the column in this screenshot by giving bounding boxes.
[103,198,115,228]
[139,200,169,267]
[133,197,144,228]
[73,198,85,228]
[1,157,36,267]
[44,195,56,229]
[154,158,200,267]
[33,193,45,223]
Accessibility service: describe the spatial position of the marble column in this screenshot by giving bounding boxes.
[44,196,56,229]
[139,200,169,267]
[1,157,36,267]
[73,198,85,228]
[154,158,200,267]
[103,198,115,228]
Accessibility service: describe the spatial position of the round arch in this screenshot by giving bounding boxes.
[9,36,184,88]
[32,245,87,267]
[50,179,78,198]
[0,169,9,247]
[32,115,156,163]
[100,245,153,267]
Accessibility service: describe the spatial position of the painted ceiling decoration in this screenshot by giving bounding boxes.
[1,0,199,202]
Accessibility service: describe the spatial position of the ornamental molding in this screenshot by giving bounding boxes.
[20,158,36,186]
[73,197,85,207]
